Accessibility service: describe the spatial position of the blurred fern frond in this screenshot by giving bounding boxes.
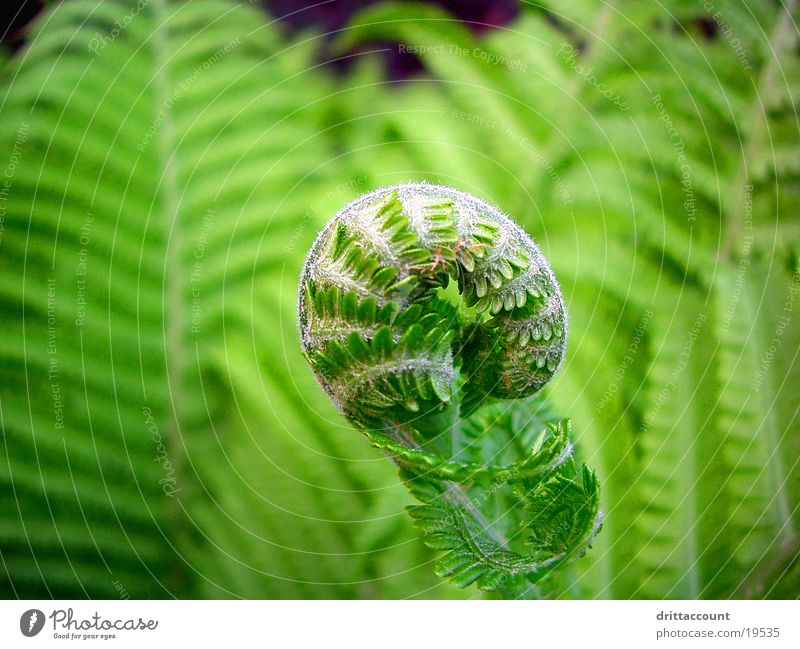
[0,0,458,599]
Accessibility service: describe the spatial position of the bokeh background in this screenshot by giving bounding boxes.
[1,0,798,599]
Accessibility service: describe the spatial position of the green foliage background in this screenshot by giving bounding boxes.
[0,0,798,598]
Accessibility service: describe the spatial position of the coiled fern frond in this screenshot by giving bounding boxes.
[298,183,601,597]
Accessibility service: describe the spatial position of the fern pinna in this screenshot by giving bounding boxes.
[298,183,601,597]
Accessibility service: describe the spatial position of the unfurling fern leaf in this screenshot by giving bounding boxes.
[298,183,601,597]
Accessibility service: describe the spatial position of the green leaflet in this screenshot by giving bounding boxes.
[405,455,600,595]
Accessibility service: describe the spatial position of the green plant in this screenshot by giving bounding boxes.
[298,183,600,596]
[0,0,797,600]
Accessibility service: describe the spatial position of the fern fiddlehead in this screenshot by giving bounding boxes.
[298,183,601,597]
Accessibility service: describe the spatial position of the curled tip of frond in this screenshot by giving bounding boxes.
[298,182,567,418]
[297,183,597,597]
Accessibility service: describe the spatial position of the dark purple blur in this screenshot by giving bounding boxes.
[266,0,520,78]
[1,0,519,78]
[266,0,518,34]
[0,0,43,52]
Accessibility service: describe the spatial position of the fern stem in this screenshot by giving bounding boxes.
[510,2,615,218]
[151,0,187,501]
[722,0,798,257]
